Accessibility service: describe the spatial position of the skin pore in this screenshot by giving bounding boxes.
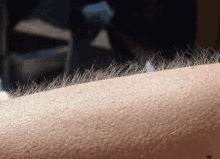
[0,63,220,158]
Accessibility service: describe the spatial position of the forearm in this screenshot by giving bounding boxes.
[0,63,220,158]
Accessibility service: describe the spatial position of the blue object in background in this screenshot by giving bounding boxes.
[82,1,114,26]
[146,62,154,72]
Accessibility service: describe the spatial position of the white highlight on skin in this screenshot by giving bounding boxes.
[0,91,10,101]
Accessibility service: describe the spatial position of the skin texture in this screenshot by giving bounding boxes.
[0,63,220,158]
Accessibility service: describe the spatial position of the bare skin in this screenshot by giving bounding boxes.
[0,63,220,158]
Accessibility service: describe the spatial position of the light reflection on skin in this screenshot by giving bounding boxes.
[0,91,10,101]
